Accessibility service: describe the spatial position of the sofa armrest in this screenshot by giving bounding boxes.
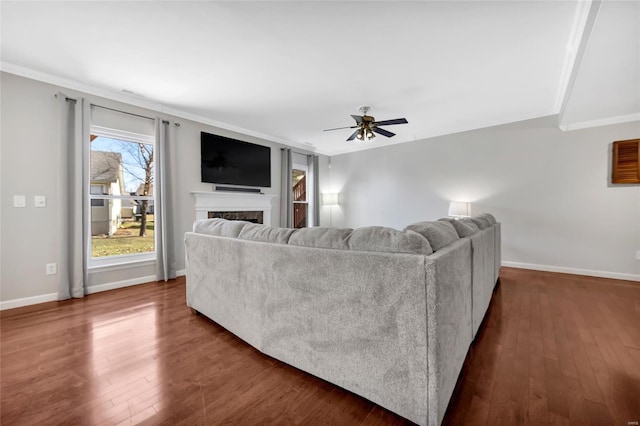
[424,238,473,425]
[469,228,495,339]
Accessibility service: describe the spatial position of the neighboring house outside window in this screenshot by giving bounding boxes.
[90,151,124,236]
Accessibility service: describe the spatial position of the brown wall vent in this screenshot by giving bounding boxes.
[612,139,640,184]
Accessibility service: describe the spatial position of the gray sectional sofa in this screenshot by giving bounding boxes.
[184,214,500,426]
[440,215,501,338]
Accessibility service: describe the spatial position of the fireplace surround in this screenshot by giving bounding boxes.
[192,191,277,226]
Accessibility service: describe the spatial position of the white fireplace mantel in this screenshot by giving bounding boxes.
[191,191,278,225]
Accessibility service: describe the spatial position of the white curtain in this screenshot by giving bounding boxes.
[280,148,293,227]
[57,93,89,299]
[308,154,320,226]
[155,119,177,282]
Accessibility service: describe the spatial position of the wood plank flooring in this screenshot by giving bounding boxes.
[1,267,639,425]
[445,268,640,426]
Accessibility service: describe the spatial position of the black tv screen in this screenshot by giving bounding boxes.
[201,132,271,187]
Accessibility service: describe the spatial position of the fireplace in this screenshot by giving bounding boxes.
[192,191,277,225]
[208,210,264,224]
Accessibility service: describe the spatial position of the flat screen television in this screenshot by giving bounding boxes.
[201,132,271,188]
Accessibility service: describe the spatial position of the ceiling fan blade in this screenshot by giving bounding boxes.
[372,118,408,126]
[372,127,396,138]
[351,115,364,124]
[323,125,358,132]
[346,129,359,141]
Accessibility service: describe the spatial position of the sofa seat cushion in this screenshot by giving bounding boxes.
[403,221,459,252]
[438,218,478,238]
[238,223,297,244]
[193,218,251,238]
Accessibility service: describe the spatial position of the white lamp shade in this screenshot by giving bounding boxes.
[322,193,339,206]
[448,201,470,217]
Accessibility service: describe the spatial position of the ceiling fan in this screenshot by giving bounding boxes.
[323,106,408,141]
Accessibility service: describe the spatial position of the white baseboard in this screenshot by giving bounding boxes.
[502,261,640,282]
[86,275,158,294]
[2,271,188,311]
[0,293,58,311]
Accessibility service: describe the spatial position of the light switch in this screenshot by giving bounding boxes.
[34,195,46,208]
[13,195,26,208]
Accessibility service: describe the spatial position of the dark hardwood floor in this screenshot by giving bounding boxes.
[1,267,639,425]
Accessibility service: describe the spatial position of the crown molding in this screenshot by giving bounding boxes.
[559,112,640,131]
[555,0,602,118]
[0,62,317,154]
[159,105,317,153]
[1,62,164,111]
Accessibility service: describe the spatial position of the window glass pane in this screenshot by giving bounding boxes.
[90,185,105,206]
[90,136,154,197]
[90,135,155,260]
[91,199,155,258]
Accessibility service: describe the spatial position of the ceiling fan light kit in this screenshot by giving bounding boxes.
[324,106,408,142]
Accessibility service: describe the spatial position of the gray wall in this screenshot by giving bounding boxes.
[2,70,637,307]
[1,72,321,305]
[327,116,640,280]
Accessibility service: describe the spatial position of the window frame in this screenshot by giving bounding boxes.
[88,125,156,269]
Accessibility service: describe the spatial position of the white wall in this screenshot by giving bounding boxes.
[1,72,321,307]
[328,116,640,280]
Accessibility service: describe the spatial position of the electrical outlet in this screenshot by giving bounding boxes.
[34,195,46,207]
[636,250,640,261]
[46,263,57,275]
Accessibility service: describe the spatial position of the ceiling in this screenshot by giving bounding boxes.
[1,1,638,156]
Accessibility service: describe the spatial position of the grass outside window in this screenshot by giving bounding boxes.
[92,216,154,258]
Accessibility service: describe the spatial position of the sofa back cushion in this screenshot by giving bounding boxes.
[288,226,433,255]
[238,223,297,244]
[347,226,433,255]
[476,213,497,225]
[288,227,353,250]
[438,218,478,238]
[193,218,250,238]
[470,216,491,229]
[459,218,480,231]
[403,221,459,252]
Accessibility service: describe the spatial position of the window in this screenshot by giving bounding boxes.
[89,126,155,265]
[292,166,308,228]
[90,185,105,207]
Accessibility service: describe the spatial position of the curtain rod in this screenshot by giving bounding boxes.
[55,93,77,103]
[55,93,180,126]
[92,103,155,122]
[92,104,179,126]
[281,147,317,157]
